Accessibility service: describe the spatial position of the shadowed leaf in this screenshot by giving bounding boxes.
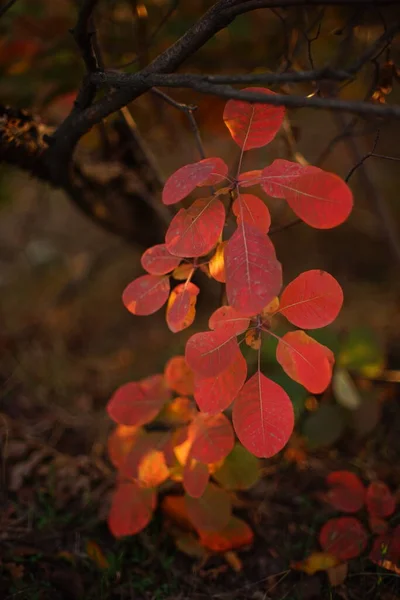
[319,517,368,561]
[185,483,231,532]
[162,158,228,205]
[108,482,156,538]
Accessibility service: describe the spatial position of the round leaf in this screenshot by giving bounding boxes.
[213,443,261,490]
[319,517,368,561]
[108,482,156,538]
[141,244,181,275]
[162,157,228,205]
[122,274,170,316]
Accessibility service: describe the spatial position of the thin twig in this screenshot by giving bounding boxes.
[345,130,380,182]
[152,88,206,160]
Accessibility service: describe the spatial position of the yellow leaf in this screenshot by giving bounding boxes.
[245,328,261,350]
[261,296,280,316]
[209,242,226,283]
[292,552,338,575]
[86,540,109,570]
[172,263,194,280]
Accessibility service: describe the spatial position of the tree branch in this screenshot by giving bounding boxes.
[0,0,18,18]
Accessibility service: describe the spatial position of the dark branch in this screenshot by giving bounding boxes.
[0,0,17,18]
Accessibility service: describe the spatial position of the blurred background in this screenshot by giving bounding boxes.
[0,1,400,598]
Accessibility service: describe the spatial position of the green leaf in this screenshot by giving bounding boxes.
[213,443,261,490]
[302,404,346,448]
[338,327,384,378]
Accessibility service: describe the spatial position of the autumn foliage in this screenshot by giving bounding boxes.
[106,88,353,550]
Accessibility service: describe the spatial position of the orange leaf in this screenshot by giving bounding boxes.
[209,242,227,283]
[164,355,194,396]
[245,328,261,350]
[166,282,199,333]
[137,449,170,488]
[199,516,253,552]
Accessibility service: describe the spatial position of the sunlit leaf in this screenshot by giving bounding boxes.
[141,244,181,275]
[185,483,232,532]
[122,274,170,316]
[164,355,194,396]
[213,444,261,490]
[137,449,170,488]
[107,375,170,427]
[209,242,227,283]
[172,263,194,281]
[232,371,294,458]
[194,351,247,414]
[279,270,343,329]
[160,396,195,425]
[319,517,368,560]
[166,282,199,332]
[223,87,285,150]
[245,328,261,350]
[119,430,170,479]
[183,458,210,498]
[259,159,312,197]
[185,329,240,377]
[189,413,235,464]
[276,331,334,394]
[325,471,366,513]
[199,516,254,552]
[225,222,282,316]
[366,481,396,518]
[162,158,228,205]
[108,481,156,538]
[209,305,250,336]
[233,194,271,233]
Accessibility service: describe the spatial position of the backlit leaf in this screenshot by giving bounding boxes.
[276,331,334,394]
[122,274,170,316]
[194,351,247,414]
[199,516,254,552]
[189,413,235,463]
[183,458,209,498]
[209,305,250,336]
[237,170,262,187]
[185,329,239,377]
[162,157,228,205]
[166,282,199,332]
[366,481,396,518]
[261,160,353,228]
[137,449,170,488]
[232,371,294,458]
[319,517,368,561]
[164,355,194,395]
[185,483,231,532]
[141,244,181,275]
[107,375,170,426]
[279,270,343,329]
[120,431,170,480]
[160,396,195,425]
[165,197,225,257]
[245,328,261,350]
[172,263,194,281]
[108,481,156,538]
[225,222,282,316]
[213,443,261,490]
[223,87,285,150]
[209,242,227,283]
[233,194,271,233]
[325,471,366,513]
[260,159,313,197]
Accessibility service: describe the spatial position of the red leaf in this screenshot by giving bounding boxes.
[108,481,156,538]
[233,194,271,234]
[194,351,247,414]
[185,483,232,532]
[369,525,400,569]
[261,161,352,228]
[164,355,194,396]
[165,197,225,257]
[166,282,199,332]
[162,157,228,205]
[122,274,170,316]
[223,87,285,150]
[325,471,366,513]
[276,331,334,394]
[369,517,389,535]
[183,459,209,498]
[141,244,181,275]
[237,170,262,187]
[279,270,344,329]
[199,516,254,552]
[232,371,294,458]
[189,413,235,463]
[366,481,396,518]
[107,375,170,426]
[185,329,240,377]
[209,305,250,336]
[108,425,139,468]
[225,222,282,316]
[260,159,313,197]
[319,517,368,561]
